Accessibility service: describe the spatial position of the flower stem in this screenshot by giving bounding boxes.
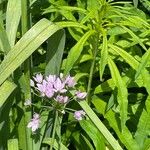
[86,37,98,104]
[50,110,58,150]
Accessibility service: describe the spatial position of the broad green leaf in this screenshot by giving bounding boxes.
[43,138,68,150]
[45,29,65,76]
[0,80,16,108]
[78,100,123,150]
[64,30,95,75]
[108,58,128,130]
[135,96,150,149]
[8,139,19,150]
[100,32,108,80]
[80,120,105,150]
[92,95,140,150]
[6,0,21,47]
[0,19,60,85]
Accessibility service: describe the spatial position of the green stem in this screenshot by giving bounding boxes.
[21,0,32,149]
[50,111,58,150]
[86,37,98,104]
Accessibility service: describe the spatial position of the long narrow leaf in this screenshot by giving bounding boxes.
[64,30,95,75]
[6,0,21,47]
[108,58,128,130]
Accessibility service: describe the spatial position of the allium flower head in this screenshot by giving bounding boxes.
[55,95,68,104]
[27,113,40,132]
[76,91,87,99]
[24,99,32,106]
[45,82,54,98]
[33,73,43,83]
[74,110,86,120]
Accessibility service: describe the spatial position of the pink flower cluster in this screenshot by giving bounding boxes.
[27,73,87,132]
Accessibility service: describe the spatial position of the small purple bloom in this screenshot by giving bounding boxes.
[30,79,35,87]
[24,99,32,106]
[55,95,68,104]
[45,82,54,98]
[54,78,67,93]
[37,80,47,96]
[74,110,86,120]
[33,73,43,83]
[76,91,87,99]
[65,75,76,87]
[46,75,56,83]
[27,113,40,132]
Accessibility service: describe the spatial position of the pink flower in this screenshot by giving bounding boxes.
[33,73,43,83]
[27,113,40,132]
[55,95,68,104]
[37,80,47,96]
[45,82,54,98]
[65,75,76,87]
[76,91,87,99]
[46,75,56,83]
[74,110,86,120]
[54,78,67,93]
[24,99,32,106]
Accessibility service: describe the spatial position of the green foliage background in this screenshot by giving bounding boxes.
[0,0,150,149]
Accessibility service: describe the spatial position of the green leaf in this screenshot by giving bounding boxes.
[134,96,150,149]
[43,138,68,150]
[8,139,19,150]
[0,80,16,108]
[6,0,21,47]
[78,100,123,150]
[100,31,108,80]
[135,48,150,79]
[80,120,105,150]
[121,26,147,51]
[108,58,128,130]
[92,95,140,150]
[0,19,10,54]
[45,29,65,76]
[64,30,95,75]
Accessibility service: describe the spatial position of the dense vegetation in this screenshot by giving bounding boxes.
[0,0,150,150]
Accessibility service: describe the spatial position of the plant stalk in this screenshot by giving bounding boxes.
[86,37,98,104]
[50,110,58,150]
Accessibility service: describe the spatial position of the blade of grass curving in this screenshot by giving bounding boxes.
[134,96,150,149]
[108,58,128,130]
[8,139,19,150]
[64,30,95,75]
[6,0,21,47]
[45,29,65,76]
[78,100,123,150]
[80,120,105,150]
[0,20,87,85]
[92,95,140,150]
[100,31,108,80]
[0,80,16,108]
